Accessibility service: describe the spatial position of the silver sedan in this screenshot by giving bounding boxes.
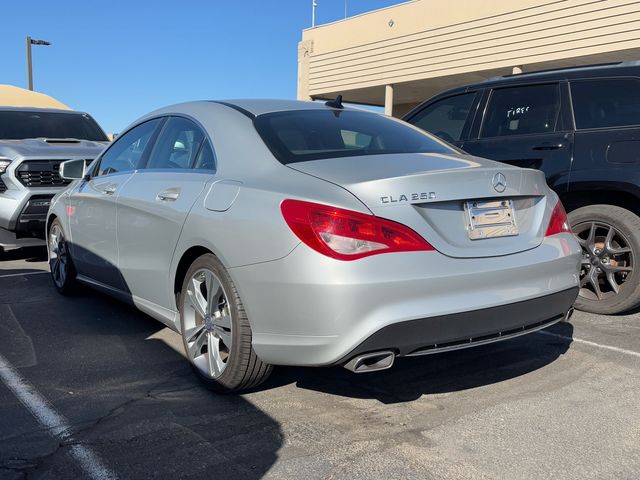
[47,99,581,392]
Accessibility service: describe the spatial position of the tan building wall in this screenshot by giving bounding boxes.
[298,0,640,116]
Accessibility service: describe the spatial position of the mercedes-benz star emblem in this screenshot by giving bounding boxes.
[492,172,507,193]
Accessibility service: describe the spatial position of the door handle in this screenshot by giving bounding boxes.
[156,189,180,202]
[101,184,118,195]
[532,143,564,151]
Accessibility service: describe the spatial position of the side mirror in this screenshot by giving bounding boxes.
[59,159,86,180]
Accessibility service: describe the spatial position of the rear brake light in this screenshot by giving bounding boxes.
[545,200,571,236]
[281,199,434,260]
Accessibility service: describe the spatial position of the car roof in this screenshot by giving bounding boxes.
[148,99,362,121]
[219,99,350,116]
[130,99,369,139]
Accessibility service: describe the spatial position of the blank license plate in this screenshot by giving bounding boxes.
[464,199,518,240]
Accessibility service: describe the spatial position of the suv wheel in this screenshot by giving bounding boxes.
[179,253,272,393]
[569,205,640,314]
[48,218,77,294]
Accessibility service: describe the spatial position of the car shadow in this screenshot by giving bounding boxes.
[0,245,48,262]
[258,322,574,404]
[0,273,283,479]
[611,304,640,316]
[0,246,49,277]
[0,268,48,276]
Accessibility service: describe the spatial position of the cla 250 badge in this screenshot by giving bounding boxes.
[380,192,436,204]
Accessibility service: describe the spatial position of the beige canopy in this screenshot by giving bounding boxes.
[0,84,70,110]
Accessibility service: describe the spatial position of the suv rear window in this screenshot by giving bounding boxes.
[571,78,640,129]
[481,84,560,138]
[253,109,455,165]
[0,110,108,141]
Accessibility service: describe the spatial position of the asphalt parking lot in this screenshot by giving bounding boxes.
[0,247,639,480]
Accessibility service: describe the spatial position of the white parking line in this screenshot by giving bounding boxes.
[0,353,117,479]
[538,330,640,359]
[0,271,48,278]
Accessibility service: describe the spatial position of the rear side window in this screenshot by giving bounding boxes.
[253,110,455,165]
[146,117,205,169]
[194,140,216,170]
[481,84,560,138]
[97,119,161,176]
[408,92,476,142]
[571,78,640,129]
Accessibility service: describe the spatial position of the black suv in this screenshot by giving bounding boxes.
[404,62,640,315]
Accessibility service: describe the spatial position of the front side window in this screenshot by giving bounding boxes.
[146,117,205,169]
[571,78,640,129]
[481,84,560,138]
[254,109,456,165]
[96,119,161,176]
[408,92,476,142]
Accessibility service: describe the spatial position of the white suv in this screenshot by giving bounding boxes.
[0,107,108,253]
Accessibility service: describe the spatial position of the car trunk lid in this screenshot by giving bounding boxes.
[288,152,551,258]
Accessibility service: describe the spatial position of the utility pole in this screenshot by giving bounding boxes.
[312,0,317,27]
[26,36,51,91]
[26,37,32,90]
[344,0,348,18]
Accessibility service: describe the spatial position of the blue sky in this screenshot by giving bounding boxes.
[1,0,404,133]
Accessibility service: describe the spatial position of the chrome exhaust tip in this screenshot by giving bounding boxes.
[565,307,575,321]
[343,350,395,373]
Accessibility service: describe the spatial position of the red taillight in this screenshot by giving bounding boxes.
[281,199,434,260]
[545,200,571,236]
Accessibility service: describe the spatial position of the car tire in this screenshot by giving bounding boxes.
[48,218,78,295]
[569,205,640,314]
[179,253,272,393]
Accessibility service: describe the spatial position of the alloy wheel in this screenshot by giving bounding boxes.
[574,221,633,301]
[48,223,68,289]
[182,268,233,379]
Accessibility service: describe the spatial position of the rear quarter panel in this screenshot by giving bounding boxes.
[168,102,373,311]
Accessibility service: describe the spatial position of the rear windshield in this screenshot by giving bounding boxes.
[0,110,108,141]
[253,109,456,164]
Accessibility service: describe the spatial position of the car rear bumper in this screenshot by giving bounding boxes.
[230,233,581,367]
[338,287,577,362]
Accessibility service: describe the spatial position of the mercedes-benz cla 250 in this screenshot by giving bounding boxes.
[47,99,580,392]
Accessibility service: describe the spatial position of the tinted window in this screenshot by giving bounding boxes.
[571,78,640,129]
[409,93,476,142]
[194,140,216,170]
[97,119,161,176]
[482,84,560,138]
[0,110,108,141]
[254,110,455,165]
[146,117,205,169]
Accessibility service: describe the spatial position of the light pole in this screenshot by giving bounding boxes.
[312,0,317,27]
[26,36,51,91]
